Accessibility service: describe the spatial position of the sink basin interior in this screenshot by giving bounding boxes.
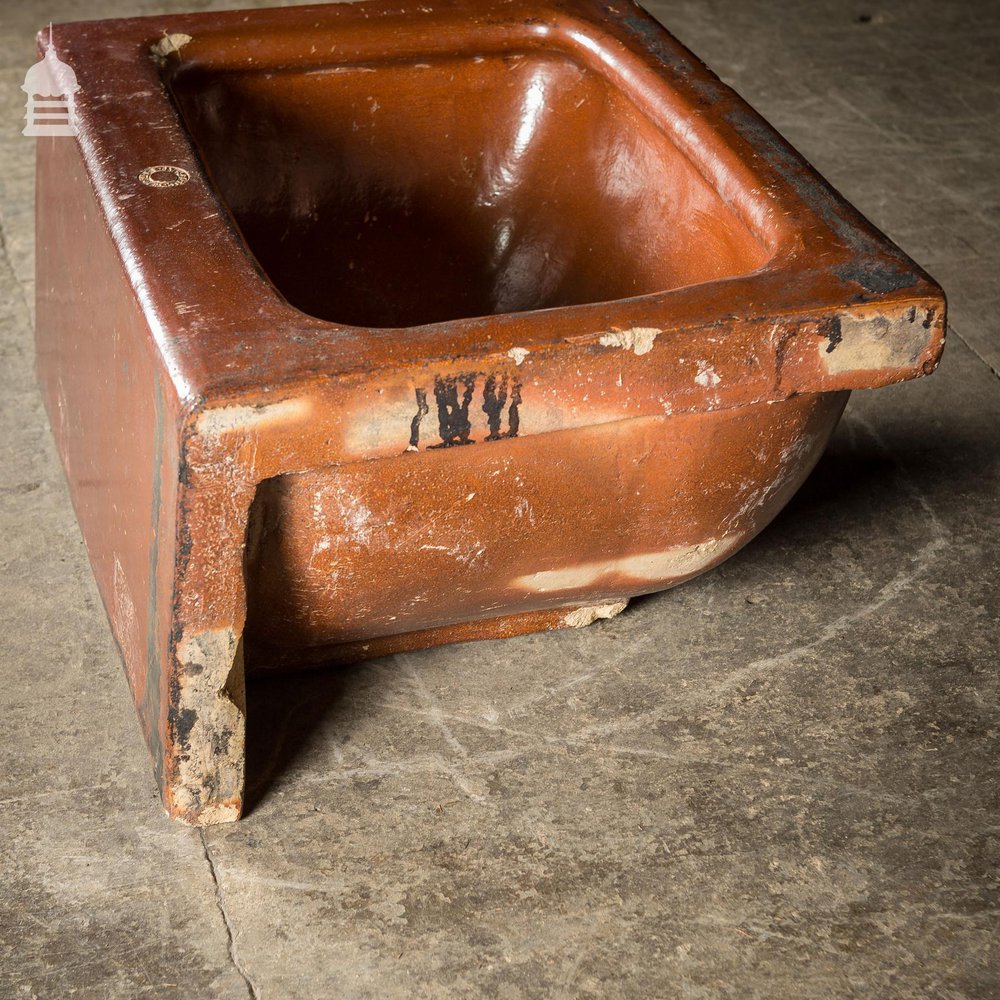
[167,46,771,328]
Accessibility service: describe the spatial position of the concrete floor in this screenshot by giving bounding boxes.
[1,0,997,996]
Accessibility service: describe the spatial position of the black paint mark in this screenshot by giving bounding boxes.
[482,374,507,439]
[170,705,198,749]
[507,380,521,438]
[409,387,429,449]
[212,727,233,756]
[407,370,524,449]
[429,373,477,448]
[482,373,522,441]
[833,260,921,296]
[923,307,937,330]
[821,315,843,354]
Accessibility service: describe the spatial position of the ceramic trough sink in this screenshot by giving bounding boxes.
[33,0,945,823]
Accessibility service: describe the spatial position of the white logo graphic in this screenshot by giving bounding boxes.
[22,25,79,137]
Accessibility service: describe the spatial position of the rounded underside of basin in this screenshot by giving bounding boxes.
[243,391,849,664]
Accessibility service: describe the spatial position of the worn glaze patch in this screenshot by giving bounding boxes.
[513,535,741,593]
[195,397,311,438]
[112,554,143,701]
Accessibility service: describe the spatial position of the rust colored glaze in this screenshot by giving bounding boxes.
[33,0,945,825]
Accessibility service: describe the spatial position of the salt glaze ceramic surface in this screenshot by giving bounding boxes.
[34,0,945,824]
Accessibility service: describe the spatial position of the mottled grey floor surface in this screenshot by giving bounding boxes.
[1,1,997,997]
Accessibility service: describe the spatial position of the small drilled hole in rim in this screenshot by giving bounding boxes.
[138,164,190,187]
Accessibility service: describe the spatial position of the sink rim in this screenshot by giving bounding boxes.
[44,0,942,404]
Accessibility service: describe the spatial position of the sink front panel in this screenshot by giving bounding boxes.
[243,391,847,658]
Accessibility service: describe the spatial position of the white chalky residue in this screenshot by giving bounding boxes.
[695,361,721,387]
[332,489,375,547]
[507,347,530,366]
[514,496,536,526]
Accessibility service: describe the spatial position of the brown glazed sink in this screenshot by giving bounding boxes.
[34,0,945,823]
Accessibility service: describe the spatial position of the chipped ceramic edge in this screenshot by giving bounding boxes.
[598,327,660,356]
[170,627,245,825]
[562,601,628,628]
[150,32,192,60]
[820,307,937,375]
